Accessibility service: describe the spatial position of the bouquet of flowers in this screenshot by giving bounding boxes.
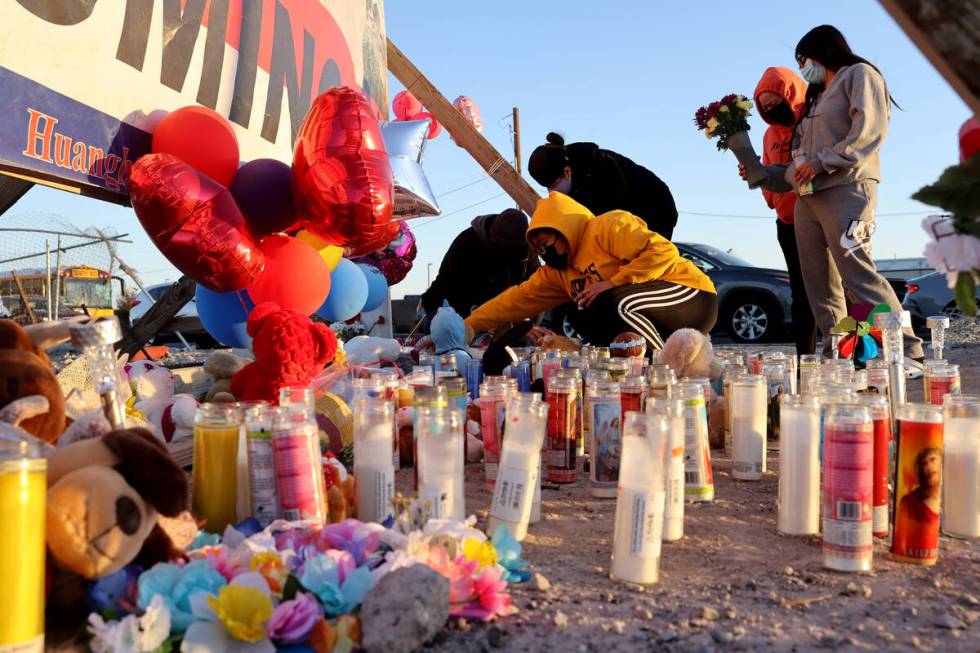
[694,94,767,188]
[84,518,527,653]
[693,93,753,151]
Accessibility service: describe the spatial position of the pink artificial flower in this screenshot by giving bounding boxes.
[422,546,477,607]
[452,566,514,621]
[189,546,242,582]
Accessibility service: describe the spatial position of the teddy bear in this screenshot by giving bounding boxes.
[204,350,249,402]
[661,328,726,449]
[46,427,190,580]
[0,318,67,443]
[231,302,339,404]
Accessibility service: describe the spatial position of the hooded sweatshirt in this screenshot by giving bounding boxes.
[430,301,472,369]
[464,193,714,333]
[754,67,807,224]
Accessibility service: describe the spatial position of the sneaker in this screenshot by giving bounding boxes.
[905,357,924,380]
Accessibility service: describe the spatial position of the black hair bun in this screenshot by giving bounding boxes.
[545,132,565,147]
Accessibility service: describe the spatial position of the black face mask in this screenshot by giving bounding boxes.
[540,244,568,269]
[765,102,796,127]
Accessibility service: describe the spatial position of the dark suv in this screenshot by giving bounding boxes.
[675,243,794,343]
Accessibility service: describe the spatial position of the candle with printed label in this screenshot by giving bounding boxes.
[860,395,892,538]
[677,382,714,502]
[798,354,820,395]
[611,413,669,585]
[488,394,548,541]
[546,375,579,483]
[244,404,280,527]
[417,406,466,520]
[822,404,874,572]
[731,375,767,480]
[193,403,242,533]
[353,399,396,524]
[647,398,686,541]
[924,365,960,406]
[273,406,327,525]
[589,380,623,498]
[479,382,509,485]
[891,404,944,565]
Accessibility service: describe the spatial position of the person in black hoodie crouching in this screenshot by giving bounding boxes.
[420,208,538,321]
[528,132,679,239]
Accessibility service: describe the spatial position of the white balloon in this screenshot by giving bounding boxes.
[381,119,440,218]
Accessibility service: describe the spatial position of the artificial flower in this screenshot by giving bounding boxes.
[706,117,719,131]
[190,546,243,582]
[453,566,514,622]
[250,552,289,595]
[319,520,382,565]
[491,526,531,583]
[268,592,324,645]
[181,572,274,653]
[188,531,221,552]
[718,105,729,113]
[88,594,171,653]
[307,619,337,653]
[423,546,477,606]
[88,565,142,616]
[298,553,375,617]
[736,99,753,110]
[329,615,362,653]
[138,560,227,632]
[462,537,498,569]
[370,549,421,580]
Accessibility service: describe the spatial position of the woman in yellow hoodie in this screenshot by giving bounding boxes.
[464,193,717,350]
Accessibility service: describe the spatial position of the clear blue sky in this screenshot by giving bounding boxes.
[9,1,971,301]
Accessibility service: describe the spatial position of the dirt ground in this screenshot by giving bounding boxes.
[408,345,980,653]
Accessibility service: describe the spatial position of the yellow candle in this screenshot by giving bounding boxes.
[192,423,241,533]
[0,457,46,650]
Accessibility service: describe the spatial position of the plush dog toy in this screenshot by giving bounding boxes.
[0,319,67,443]
[47,427,189,579]
[231,302,339,404]
[661,329,726,448]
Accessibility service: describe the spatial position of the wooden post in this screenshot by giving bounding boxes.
[117,276,196,357]
[513,107,523,176]
[387,38,541,215]
[11,271,37,324]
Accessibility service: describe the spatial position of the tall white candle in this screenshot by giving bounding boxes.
[417,406,465,521]
[611,413,668,585]
[778,396,821,535]
[731,376,767,480]
[488,395,547,541]
[353,399,395,524]
[943,396,980,538]
[647,398,685,541]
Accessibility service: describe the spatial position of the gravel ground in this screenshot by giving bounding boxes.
[408,343,980,653]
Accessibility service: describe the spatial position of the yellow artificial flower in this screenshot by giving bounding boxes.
[332,615,362,653]
[250,552,288,595]
[706,117,720,132]
[736,100,753,111]
[462,537,498,569]
[705,129,714,139]
[718,105,729,113]
[207,585,273,643]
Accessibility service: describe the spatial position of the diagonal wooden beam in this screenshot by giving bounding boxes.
[386,37,542,215]
[0,174,34,218]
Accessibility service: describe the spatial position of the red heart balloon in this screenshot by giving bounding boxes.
[292,87,395,256]
[130,153,264,291]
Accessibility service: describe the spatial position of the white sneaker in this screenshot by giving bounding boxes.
[904,357,924,380]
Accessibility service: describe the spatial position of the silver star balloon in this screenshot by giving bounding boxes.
[381,119,441,219]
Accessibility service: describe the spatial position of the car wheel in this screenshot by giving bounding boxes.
[725,295,778,343]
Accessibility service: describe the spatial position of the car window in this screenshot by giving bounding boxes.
[680,251,717,271]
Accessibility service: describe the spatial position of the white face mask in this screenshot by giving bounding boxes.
[801,58,826,84]
[551,176,572,194]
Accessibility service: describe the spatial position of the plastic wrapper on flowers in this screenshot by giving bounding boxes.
[83,517,527,651]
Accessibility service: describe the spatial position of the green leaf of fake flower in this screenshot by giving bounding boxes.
[955,271,978,317]
[832,316,857,334]
[911,154,980,217]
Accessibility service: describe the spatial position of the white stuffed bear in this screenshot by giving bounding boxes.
[343,336,401,367]
[123,360,175,403]
[137,393,198,443]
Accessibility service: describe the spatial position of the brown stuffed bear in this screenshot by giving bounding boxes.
[47,427,189,579]
[0,319,66,443]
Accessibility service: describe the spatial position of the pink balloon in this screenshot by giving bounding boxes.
[453,95,483,133]
[392,90,423,122]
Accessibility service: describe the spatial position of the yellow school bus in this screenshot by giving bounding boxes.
[0,265,115,320]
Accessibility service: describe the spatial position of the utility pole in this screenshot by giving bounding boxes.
[513,107,522,210]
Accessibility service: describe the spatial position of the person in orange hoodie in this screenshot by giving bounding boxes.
[752,67,817,355]
[464,192,717,350]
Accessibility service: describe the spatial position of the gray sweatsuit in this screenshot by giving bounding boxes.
[762,63,923,359]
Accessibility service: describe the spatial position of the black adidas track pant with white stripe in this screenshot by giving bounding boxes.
[568,280,718,350]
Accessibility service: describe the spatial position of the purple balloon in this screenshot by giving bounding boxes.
[230,158,296,235]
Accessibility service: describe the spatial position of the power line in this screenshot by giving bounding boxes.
[434,176,491,198]
[412,193,509,230]
[678,209,936,220]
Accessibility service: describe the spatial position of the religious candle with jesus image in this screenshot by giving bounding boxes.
[891,404,944,566]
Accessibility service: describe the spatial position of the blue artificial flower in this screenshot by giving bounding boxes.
[87,565,142,615]
[298,554,375,617]
[188,530,221,552]
[491,526,531,583]
[137,560,227,632]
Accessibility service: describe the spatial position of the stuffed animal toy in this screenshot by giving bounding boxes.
[610,331,647,358]
[204,350,249,401]
[661,328,725,448]
[123,360,174,403]
[323,453,357,523]
[344,335,401,367]
[0,319,66,443]
[47,427,189,579]
[138,393,198,443]
[232,302,338,404]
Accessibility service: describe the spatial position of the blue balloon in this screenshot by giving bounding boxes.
[195,286,255,347]
[316,258,369,322]
[358,263,389,312]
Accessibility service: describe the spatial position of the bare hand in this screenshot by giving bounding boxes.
[575,280,614,308]
[528,326,554,344]
[738,163,747,180]
[414,335,434,352]
[795,161,817,185]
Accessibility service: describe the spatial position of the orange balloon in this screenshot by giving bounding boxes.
[247,234,330,315]
[151,106,240,187]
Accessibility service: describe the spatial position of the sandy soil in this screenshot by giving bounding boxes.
[409,346,980,653]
